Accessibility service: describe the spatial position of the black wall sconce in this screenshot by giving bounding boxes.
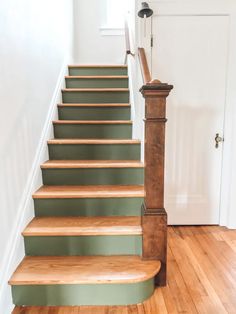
[138,2,153,37]
[138,2,153,18]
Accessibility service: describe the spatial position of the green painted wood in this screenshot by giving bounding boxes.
[11,278,154,306]
[62,91,129,104]
[48,143,141,160]
[58,106,131,121]
[66,77,128,88]
[69,67,128,76]
[34,198,143,217]
[42,168,144,186]
[53,123,132,139]
[9,64,149,308]
[24,236,142,256]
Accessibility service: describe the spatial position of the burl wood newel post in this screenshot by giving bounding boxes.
[140,81,173,286]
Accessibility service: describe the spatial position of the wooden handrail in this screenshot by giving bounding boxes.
[138,47,173,287]
[138,48,151,83]
[124,19,135,64]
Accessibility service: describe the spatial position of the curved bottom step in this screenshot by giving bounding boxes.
[10,256,161,306]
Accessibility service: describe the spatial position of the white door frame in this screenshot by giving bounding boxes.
[137,0,236,228]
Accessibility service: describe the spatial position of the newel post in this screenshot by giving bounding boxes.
[140,81,173,286]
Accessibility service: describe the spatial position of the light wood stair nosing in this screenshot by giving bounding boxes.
[57,103,131,108]
[9,256,161,285]
[22,216,142,237]
[47,139,141,145]
[52,120,132,125]
[41,160,144,169]
[68,65,128,69]
[62,88,129,93]
[65,75,128,79]
[33,185,145,199]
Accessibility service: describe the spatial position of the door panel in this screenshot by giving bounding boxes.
[151,15,229,224]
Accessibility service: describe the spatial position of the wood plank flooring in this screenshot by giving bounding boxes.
[13,226,236,314]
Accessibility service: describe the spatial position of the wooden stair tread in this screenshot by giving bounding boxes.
[65,75,128,79]
[53,120,132,125]
[33,185,145,199]
[47,139,140,145]
[9,256,160,285]
[68,65,127,68]
[58,103,130,107]
[41,160,144,169]
[23,217,142,236]
[62,88,129,92]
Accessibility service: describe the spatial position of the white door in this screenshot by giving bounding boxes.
[148,4,229,224]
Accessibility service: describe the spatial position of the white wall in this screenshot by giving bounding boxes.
[0,1,74,312]
[74,0,125,64]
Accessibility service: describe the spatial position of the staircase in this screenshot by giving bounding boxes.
[9,65,162,307]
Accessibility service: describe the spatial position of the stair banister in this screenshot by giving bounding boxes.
[124,18,135,64]
[138,48,151,83]
[138,47,173,286]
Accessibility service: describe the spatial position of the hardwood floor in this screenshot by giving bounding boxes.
[13,226,236,314]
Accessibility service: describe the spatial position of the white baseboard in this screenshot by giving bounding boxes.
[0,59,69,314]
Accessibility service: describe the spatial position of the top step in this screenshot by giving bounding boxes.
[68,65,128,77]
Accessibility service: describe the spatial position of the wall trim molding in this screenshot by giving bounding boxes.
[0,59,69,313]
[100,27,125,36]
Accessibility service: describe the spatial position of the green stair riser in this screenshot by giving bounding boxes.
[48,144,141,160]
[34,198,143,217]
[62,91,129,104]
[53,124,132,139]
[11,279,154,306]
[66,78,128,88]
[24,236,142,256]
[69,68,128,76]
[58,107,131,121]
[42,168,144,186]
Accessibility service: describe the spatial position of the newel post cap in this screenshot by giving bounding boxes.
[140,81,173,98]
